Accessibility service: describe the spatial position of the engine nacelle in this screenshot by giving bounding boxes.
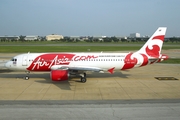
[50,70,68,81]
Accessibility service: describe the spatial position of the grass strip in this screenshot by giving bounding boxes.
[0,46,180,53]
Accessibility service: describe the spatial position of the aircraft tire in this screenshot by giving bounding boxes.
[81,77,86,83]
[25,76,29,80]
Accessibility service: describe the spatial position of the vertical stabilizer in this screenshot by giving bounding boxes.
[136,27,167,58]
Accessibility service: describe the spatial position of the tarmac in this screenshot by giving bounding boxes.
[1,100,180,120]
[0,50,180,100]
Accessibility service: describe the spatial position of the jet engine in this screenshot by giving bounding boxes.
[50,70,69,81]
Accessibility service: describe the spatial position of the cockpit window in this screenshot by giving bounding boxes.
[11,58,17,64]
[11,58,17,61]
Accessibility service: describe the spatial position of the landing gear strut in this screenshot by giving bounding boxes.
[24,71,30,80]
[25,76,29,80]
[80,73,87,83]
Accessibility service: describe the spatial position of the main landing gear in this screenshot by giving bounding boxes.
[80,73,87,83]
[70,70,87,83]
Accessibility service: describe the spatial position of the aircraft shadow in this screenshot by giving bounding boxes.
[0,70,130,90]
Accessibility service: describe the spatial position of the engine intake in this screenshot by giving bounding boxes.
[50,70,68,81]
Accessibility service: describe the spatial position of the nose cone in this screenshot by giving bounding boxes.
[5,61,11,69]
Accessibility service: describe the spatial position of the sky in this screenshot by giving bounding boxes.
[0,0,180,37]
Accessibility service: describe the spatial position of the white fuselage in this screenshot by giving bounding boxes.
[5,52,144,72]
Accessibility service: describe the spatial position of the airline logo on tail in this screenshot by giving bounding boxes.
[121,27,167,70]
[137,27,167,58]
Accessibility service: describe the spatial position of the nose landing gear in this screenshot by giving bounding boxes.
[24,71,30,80]
[25,76,29,80]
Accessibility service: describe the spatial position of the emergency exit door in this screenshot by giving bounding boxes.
[22,56,28,66]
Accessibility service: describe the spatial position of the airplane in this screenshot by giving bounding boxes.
[5,27,168,83]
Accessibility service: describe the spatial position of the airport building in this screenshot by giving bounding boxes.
[130,33,141,38]
[24,36,38,41]
[46,34,64,41]
[0,36,20,41]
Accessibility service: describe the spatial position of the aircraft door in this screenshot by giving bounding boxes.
[22,55,28,66]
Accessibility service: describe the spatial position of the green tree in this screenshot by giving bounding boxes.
[169,37,179,43]
[19,35,25,41]
[111,36,119,42]
[103,37,112,42]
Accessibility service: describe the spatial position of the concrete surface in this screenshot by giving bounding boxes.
[0,100,180,120]
[0,63,180,100]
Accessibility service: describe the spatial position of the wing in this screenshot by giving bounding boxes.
[50,65,104,72]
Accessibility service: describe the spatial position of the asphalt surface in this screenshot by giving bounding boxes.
[0,100,180,120]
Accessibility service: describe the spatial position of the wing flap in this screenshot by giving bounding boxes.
[68,66,103,72]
